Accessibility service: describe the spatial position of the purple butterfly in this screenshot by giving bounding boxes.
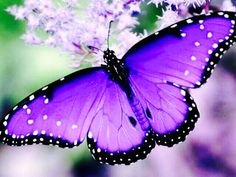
[0,11,236,165]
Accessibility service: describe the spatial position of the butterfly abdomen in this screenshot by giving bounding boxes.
[129,97,150,130]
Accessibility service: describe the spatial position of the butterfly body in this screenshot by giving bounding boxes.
[103,49,151,130]
[1,11,236,165]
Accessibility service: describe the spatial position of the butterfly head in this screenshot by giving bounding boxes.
[103,49,117,64]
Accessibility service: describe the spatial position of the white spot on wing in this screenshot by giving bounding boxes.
[27,119,34,125]
[181,33,186,37]
[199,20,204,24]
[88,131,93,139]
[43,115,48,120]
[72,124,78,129]
[26,108,31,115]
[208,50,213,54]
[224,14,229,18]
[196,81,201,85]
[200,24,204,30]
[219,39,224,43]
[5,114,10,120]
[207,32,213,38]
[180,90,186,96]
[195,42,200,46]
[184,70,189,76]
[42,86,48,91]
[33,130,38,135]
[44,98,49,104]
[212,43,218,48]
[186,19,193,24]
[191,56,197,61]
[171,24,177,28]
[56,121,62,126]
[97,148,101,153]
[3,121,7,126]
[29,95,35,101]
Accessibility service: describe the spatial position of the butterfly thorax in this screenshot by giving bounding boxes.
[103,49,134,99]
[103,49,129,84]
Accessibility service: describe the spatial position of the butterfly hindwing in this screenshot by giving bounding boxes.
[123,11,236,88]
[0,67,109,148]
[87,80,155,165]
[129,72,199,146]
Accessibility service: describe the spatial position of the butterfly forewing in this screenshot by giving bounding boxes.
[123,11,236,88]
[0,68,108,148]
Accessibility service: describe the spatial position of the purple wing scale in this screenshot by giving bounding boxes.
[87,80,155,165]
[124,11,236,88]
[0,68,109,148]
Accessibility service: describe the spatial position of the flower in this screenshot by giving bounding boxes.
[222,0,236,11]
[157,7,183,29]
[184,0,208,7]
[6,0,212,67]
[148,0,209,7]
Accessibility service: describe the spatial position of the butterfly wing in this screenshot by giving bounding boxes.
[0,66,155,165]
[129,72,199,147]
[87,80,155,165]
[0,67,109,148]
[123,11,236,146]
[123,11,236,88]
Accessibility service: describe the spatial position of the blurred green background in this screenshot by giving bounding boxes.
[0,1,74,116]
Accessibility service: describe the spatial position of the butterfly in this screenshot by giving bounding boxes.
[0,11,236,165]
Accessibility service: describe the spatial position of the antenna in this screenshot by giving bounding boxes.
[107,20,113,49]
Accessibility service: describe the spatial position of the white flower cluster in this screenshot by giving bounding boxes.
[7,0,212,67]
[150,0,208,7]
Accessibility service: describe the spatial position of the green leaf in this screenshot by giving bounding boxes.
[0,1,25,40]
[134,1,164,34]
